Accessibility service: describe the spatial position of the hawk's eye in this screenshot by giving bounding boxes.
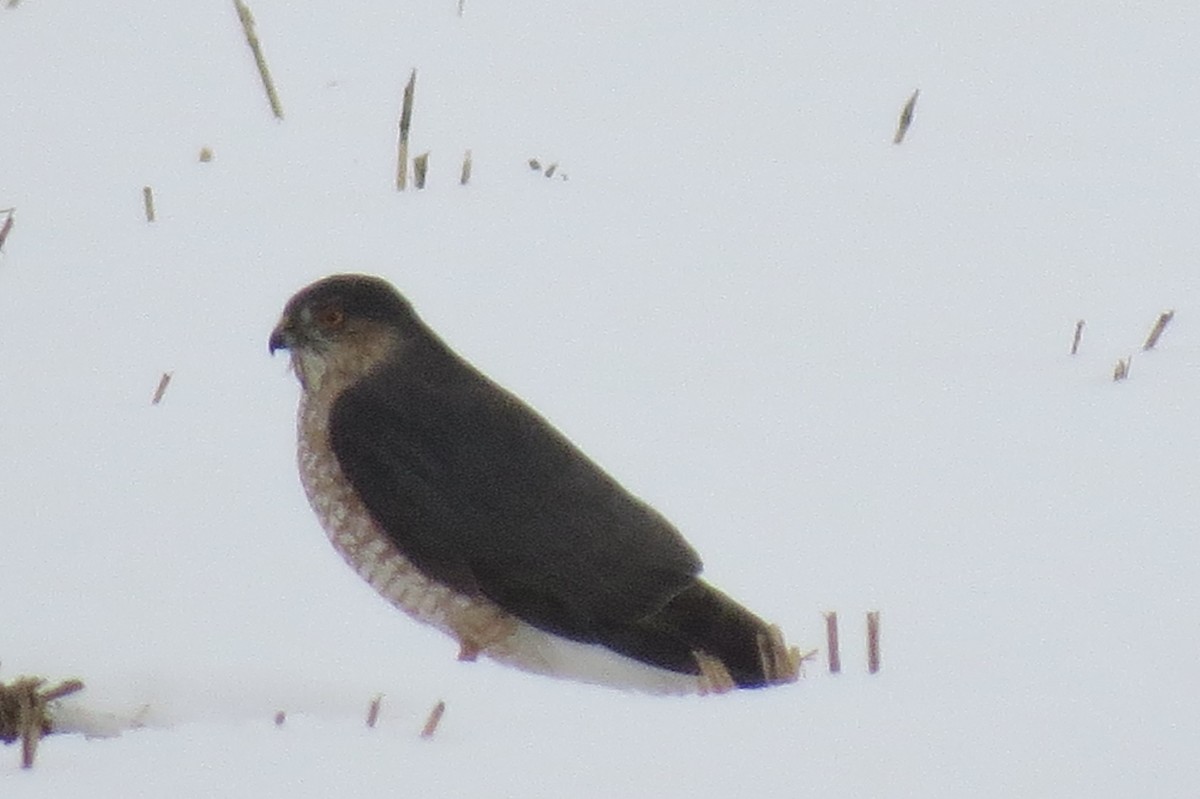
[316,306,345,330]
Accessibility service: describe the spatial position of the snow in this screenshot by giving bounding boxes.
[3,0,1200,795]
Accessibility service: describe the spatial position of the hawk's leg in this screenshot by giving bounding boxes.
[447,602,519,663]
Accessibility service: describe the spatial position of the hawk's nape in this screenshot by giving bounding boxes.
[270,273,801,692]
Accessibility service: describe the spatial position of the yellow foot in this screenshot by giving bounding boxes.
[693,651,737,695]
[758,624,814,684]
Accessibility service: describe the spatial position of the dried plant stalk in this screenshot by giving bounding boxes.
[893,89,919,144]
[1070,320,1084,355]
[18,691,37,768]
[1113,356,1131,381]
[460,149,473,185]
[0,208,13,251]
[365,694,383,728]
[824,612,841,674]
[142,186,156,222]
[233,0,283,119]
[1143,310,1174,351]
[866,611,881,674]
[38,680,84,704]
[396,69,417,190]
[413,152,430,189]
[420,700,446,739]
[151,372,173,405]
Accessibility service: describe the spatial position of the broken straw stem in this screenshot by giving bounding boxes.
[413,152,430,189]
[866,611,881,674]
[824,612,841,674]
[893,89,919,144]
[1113,356,1131,382]
[0,209,14,251]
[1070,320,1084,355]
[151,372,172,405]
[365,694,382,728]
[1143,310,1174,351]
[460,149,472,185]
[420,700,446,738]
[396,69,416,190]
[234,0,283,119]
[142,186,156,222]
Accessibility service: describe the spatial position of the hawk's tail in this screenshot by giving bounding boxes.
[602,580,800,690]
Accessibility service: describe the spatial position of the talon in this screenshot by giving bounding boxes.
[457,640,482,662]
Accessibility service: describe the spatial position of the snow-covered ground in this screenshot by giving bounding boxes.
[3,1,1200,795]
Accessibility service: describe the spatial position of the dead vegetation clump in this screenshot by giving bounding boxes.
[0,676,85,768]
[528,158,568,181]
[1070,310,1177,381]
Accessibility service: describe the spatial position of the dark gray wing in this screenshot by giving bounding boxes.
[329,337,702,643]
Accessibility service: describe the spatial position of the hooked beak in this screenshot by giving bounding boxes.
[268,320,292,355]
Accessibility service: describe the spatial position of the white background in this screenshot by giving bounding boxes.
[2,1,1199,795]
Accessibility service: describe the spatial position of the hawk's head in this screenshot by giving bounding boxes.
[269,274,422,393]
